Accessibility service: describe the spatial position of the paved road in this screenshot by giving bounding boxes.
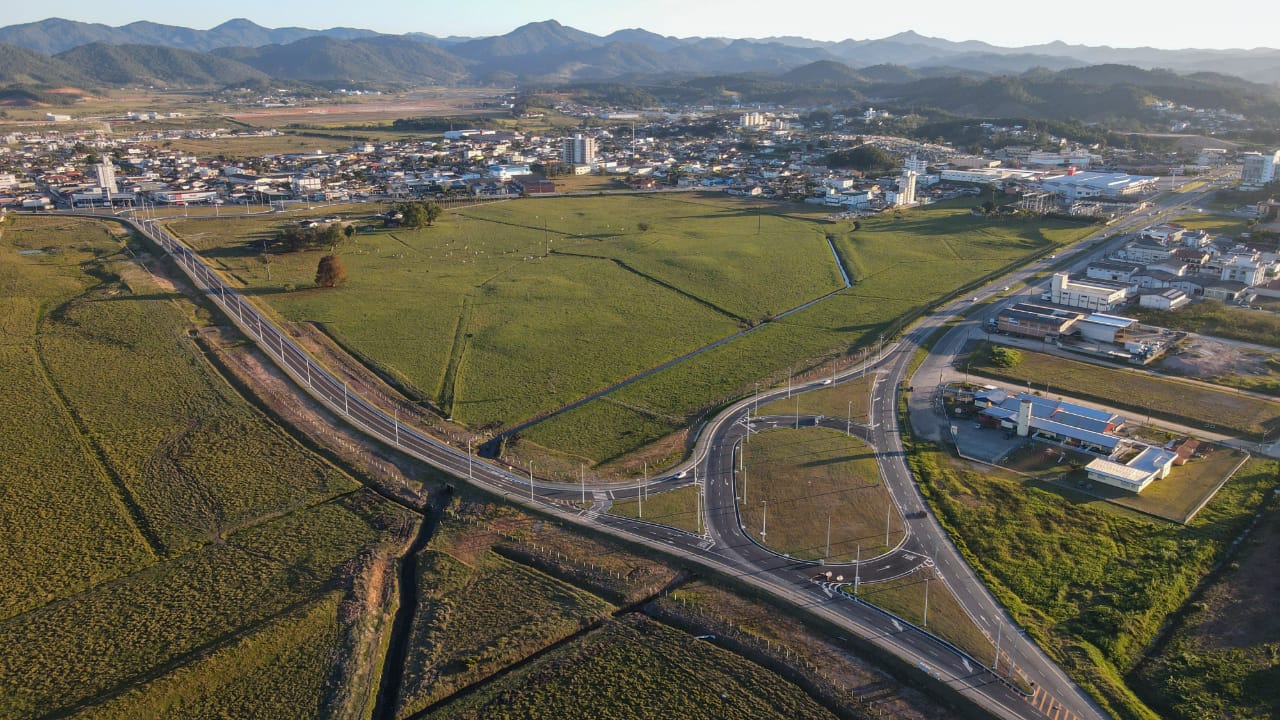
[108,212,1069,719]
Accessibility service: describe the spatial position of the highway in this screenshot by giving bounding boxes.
[109,180,1230,720]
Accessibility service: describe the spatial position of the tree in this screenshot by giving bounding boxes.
[423,202,443,226]
[343,224,357,242]
[314,254,348,288]
[989,346,1022,368]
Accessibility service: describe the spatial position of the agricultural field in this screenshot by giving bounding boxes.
[171,194,1095,465]
[395,549,613,717]
[1132,496,1280,720]
[911,442,1280,720]
[737,427,902,561]
[0,217,156,619]
[966,342,1280,439]
[0,214,418,719]
[419,614,840,720]
[71,592,345,720]
[0,493,414,719]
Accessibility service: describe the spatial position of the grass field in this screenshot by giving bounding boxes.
[737,427,902,561]
[0,493,412,719]
[396,549,613,717]
[967,342,1280,439]
[0,217,156,620]
[171,194,1095,464]
[1132,495,1280,720]
[849,570,999,676]
[608,483,701,533]
[1108,446,1251,523]
[0,214,419,719]
[419,614,840,720]
[911,442,1280,720]
[1130,300,1280,349]
[71,593,345,720]
[758,372,878,423]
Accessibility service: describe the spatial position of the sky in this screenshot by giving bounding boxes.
[4,0,1272,50]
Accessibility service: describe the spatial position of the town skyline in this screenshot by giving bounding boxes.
[1,0,1273,52]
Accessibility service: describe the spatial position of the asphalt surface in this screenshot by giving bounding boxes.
[111,182,1234,720]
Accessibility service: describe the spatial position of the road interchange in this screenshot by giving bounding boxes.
[104,179,1231,719]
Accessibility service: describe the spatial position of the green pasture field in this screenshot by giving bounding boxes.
[1130,299,1280,349]
[0,492,411,719]
[0,217,156,620]
[1166,213,1250,237]
[737,427,902,561]
[419,614,839,720]
[608,483,701,533]
[912,443,1280,720]
[395,549,614,717]
[966,342,1280,439]
[171,195,1096,464]
[72,592,344,720]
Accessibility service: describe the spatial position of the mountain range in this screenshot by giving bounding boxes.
[1,17,1279,85]
[0,17,1278,129]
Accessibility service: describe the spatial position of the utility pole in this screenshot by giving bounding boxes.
[694,466,703,535]
[847,400,853,437]
[740,442,747,505]
[994,623,1002,672]
[923,575,930,628]
[580,463,586,505]
[761,500,767,539]
[886,505,892,547]
[787,367,792,399]
[643,461,648,503]
[529,463,535,502]
[825,514,831,559]
[467,439,473,480]
[794,394,800,429]
[638,471,643,519]
[343,382,349,415]
[854,544,861,595]
[393,405,399,445]
[754,382,760,413]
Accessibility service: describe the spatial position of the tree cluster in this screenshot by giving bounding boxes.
[825,145,897,174]
[390,201,443,229]
[314,254,348,288]
[272,223,350,253]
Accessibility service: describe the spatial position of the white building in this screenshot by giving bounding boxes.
[1139,289,1191,310]
[561,134,597,166]
[94,162,117,193]
[739,112,765,128]
[1240,151,1279,187]
[903,153,928,174]
[1051,272,1130,312]
[1086,446,1178,493]
[894,170,918,207]
[1039,171,1158,200]
[1221,255,1265,286]
[0,172,18,190]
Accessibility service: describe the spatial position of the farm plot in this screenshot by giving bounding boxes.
[0,220,158,620]
[0,492,413,720]
[395,549,614,717]
[38,255,356,554]
[418,614,839,720]
[71,592,344,720]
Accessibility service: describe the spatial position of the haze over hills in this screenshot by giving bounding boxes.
[2,17,1279,84]
[1,16,1279,130]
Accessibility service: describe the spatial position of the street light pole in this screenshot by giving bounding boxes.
[825,514,831,559]
[754,382,759,414]
[923,575,930,628]
[854,544,861,595]
[467,439,473,480]
[529,463,535,502]
[787,367,792,399]
[794,394,800,429]
[580,463,586,505]
[761,500,767,539]
[886,505,892,547]
[846,400,852,437]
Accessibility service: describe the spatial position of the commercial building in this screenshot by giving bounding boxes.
[1085,446,1178,493]
[1038,171,1158,200]
[994,303,1083,339]
[561,134,597,166]
[1050,272,1130,312]
[94,162,117,193]
[1074,313,1137,344]
[1138,289,1191,310]
[892,170,917,206]
[975,391,1125,455]
[1240,150,1279,187]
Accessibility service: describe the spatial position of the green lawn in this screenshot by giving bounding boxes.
[737,427,902,561]
[609,483,701,533]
